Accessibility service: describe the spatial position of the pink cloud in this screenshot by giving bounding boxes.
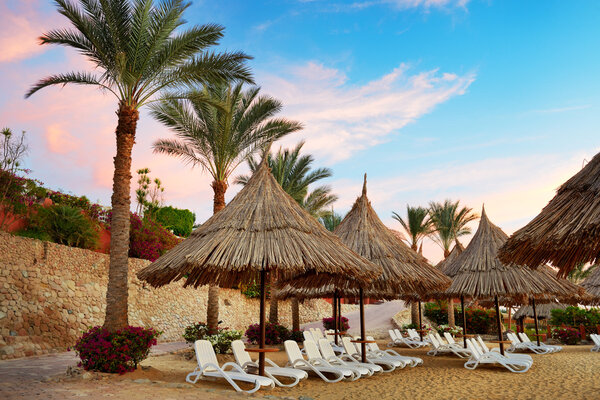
[0,1,62,63]
[45,124,82,154]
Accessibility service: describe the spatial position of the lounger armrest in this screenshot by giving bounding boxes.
[241,361,259,370]
[221,362,248,374]
[264,358,279,368]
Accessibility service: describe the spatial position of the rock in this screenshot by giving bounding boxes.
[141,365,151,371]
[81,372,93,380]
[0,345,14,355]
[0,311,6,319]
[164,382,190,388]
[21,270,28,278]
[133,378,151,384]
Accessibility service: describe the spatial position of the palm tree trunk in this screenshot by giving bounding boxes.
[291,297,300,331]
[104,103,139,331]
[447,300,455,327]
[268,272,278,323]
[411,302,419,326]
[207,179,228,333]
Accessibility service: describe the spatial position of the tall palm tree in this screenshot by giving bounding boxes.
[392,205,432,325]
[320,210,343,232]
[26,0,252,331]
[428,199,478,257]
[429,199,477,327]
[152,82,302,332]
[568,263,598,283]
[236,141,337,326]
[392,206,432,251]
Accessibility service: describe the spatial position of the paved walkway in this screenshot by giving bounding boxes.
[301,300,407,336]
[0,341,188,386]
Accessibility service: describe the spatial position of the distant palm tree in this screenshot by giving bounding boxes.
[236,141,337,325]
[320,210,343,232]
[26,0,252,331]
[392,205,433,325]
[429,200,478,258]
[392,206,432,251]
[568,263,598,283]
[152,82,302,332]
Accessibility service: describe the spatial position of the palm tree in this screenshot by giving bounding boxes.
[428,200,478,258]
[320,210,343,232]
[152,82,302,332]
[392,205,432,325]
[26,0,252,332]
[236,141,337,326]
[568,263,598,283]
[429,199,477,327]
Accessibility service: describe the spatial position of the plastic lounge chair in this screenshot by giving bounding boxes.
[283,340,347,383]
[389,329,426,349]
[464,339,531,373]
[408,329,431,345]
[303,340,361,381]
[505,333,551,355]
[313,328,344,354]
[365,336,422,367]
[231,340,308,387]
[387,329,403,347]
[341,336,398,372]
[591,334,600,352]
[186,340,275,394]
[427,334,471,358]
[475,336,533,365]
[318,338,383,375]
[518,332,561,353]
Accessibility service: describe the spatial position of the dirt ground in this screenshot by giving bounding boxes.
[2,340,599,400]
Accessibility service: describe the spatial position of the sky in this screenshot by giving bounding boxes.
[1,0,600,263]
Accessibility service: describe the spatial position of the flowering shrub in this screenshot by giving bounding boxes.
[49,191,110,224]
[552,327,581,345]
[73,326,160,374]
[245,322,297,345]
[322,316,349,331]
[183,322,211,343]
[550,307,600,337]
[182,321,241,353]
[127,213,180,261]
[401,323,433,335]
[288,329,304,342]
[436,324,463,336]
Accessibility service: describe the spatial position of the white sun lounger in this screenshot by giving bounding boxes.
[341,336,398,372]
[518,332,562,353]
[504,333,551,354]
[186,340,274,393]
[464,339,531,373]
[231,340,307,387]
[408,329,431,345]
[365,336,422,367]
[475,336,533,365]
[427,333,471,358]
[591,334,600,352]
[318,338,383,375]
[388,329,427,348]
[303,340,362,381]
[312,328,344,354]
[283,340,348,383]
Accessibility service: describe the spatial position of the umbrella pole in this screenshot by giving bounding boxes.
[494,296,505,356]
[338,296,342,334]
[418,301,423,341]
[532,298,541,346]
[359,288,367,363]
[259,269,267,376]
[461,296,467,349]
[333,291,338,345]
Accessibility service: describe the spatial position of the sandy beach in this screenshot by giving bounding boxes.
[4,340,599,400]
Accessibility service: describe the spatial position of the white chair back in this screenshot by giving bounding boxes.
[476,336,489,352]
[466,339,481,359]
[194,340,219,372]
[341,337,358,356]
[389,329,398,341]
[311,328,325,340]
[394,329,403,338]
[284,340,305,364]
[303,330,315,342]
[429,333,441,349]
[231,340,253,366]
[318,339,337,360]
[443,332,456,344]
[304,340,323,360]
[434,332,446,345]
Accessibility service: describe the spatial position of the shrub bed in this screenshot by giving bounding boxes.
[73,326,160,374]
[323,316,349,331]
[552,326,581,345]
[245,322,302,345]
[182,321,242,354]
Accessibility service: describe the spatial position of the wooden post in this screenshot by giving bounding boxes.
[359,288,367,363]
[532,298,541,346]
[494,296,505,355]
[338,296,343,334]
[461,296,468,349]
[333,291,338,345]
[258,269,267,376]
[418,301,423,341]
[507,307,512,331]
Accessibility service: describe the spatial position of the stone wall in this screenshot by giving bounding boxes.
[0,232,350,360]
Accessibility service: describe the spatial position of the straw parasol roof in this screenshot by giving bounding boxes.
[581,265,600,305]
[137,158,381,289]
[436,241,465,277]
[445,206,575,301]
[275,175,450,300]
[513,302,567,320]
[498,152,600,277]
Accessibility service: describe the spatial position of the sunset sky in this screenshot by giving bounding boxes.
[2,0,600,263]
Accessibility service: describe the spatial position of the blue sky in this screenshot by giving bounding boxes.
[1,0,599,262]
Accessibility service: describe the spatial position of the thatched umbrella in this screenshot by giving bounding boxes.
[444,206,574,354]
[513,302,567,321]
[498,152,600,277]
[137,156,380,375]
[581,266,600,305]
[277,175,450,358]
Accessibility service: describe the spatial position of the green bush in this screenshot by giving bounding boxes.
[14,228,52,242]
[34,205,99,249]
[182,321,241,353]
[154,206,195,237]
[550,306,600,338]
[424,302,495,334]
[552,326,581,345]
